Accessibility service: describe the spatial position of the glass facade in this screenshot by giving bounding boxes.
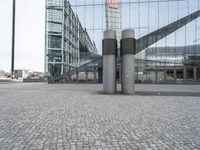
[45,0,98,78]
[46,0,200,83]
[66,0,200,63]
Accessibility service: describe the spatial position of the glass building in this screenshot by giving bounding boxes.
[45,0,98,78]
[105,0,120,30]
[46,0,200,83]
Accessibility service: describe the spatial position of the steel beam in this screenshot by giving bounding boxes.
[136,10,200,53]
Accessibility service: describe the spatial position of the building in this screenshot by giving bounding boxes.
[0,70,5,77]
[105,0,120,30]
[14,69,29,79]
[45,0,98,78]
[48,0,200,84]
[105,0,120,48]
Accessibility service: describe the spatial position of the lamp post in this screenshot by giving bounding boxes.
[11,0,16,78]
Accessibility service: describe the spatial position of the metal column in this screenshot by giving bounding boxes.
[76,69,79,83]
[173,66,177,83]
[155,63,158,83]
[164,65,167,83]
[94,67,97,83]
[98,68,103,83]
[194,67,197,82]
[103,30,117,94]
[183,66,187,83]
[11,0,16,78]
[121,29,136,94]
[86,69,88,82]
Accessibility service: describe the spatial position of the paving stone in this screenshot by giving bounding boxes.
[0,83,200,149]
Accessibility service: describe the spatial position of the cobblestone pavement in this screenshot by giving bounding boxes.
[0,83,200,150]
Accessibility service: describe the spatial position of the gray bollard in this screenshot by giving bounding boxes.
[121,29,136,94]
[103,30,117,94]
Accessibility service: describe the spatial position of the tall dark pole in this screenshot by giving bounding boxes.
[11,0,16,78]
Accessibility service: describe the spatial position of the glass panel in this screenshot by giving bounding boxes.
[47,9,63,22]
[48,35,62,48]
[47,23,62,33]
[47,0,63,6]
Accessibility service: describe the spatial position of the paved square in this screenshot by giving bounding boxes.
[0,83,200,149]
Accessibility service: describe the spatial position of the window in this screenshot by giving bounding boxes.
[47,0,63,7]
[48,35,62,48]
[47,9,63,22]
[47,23,62,33]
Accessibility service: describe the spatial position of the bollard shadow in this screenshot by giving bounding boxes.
[97,91,200,97]
[135,91,200,97]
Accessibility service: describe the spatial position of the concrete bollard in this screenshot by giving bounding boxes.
[121,29,136,94]
[102,30,117,94]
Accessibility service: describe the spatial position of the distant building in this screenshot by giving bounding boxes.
[14,69,29,79]
[105,0,120,30]
[105,0,120,47]
[0,70,5,77]
[45,0,98,78]
[27,71,44,79]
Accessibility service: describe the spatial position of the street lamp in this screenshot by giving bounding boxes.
[11,0,16,78]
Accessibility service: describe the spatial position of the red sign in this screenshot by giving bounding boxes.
[108,0,120,9]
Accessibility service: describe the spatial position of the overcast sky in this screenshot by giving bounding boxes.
[0,0,45,72]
